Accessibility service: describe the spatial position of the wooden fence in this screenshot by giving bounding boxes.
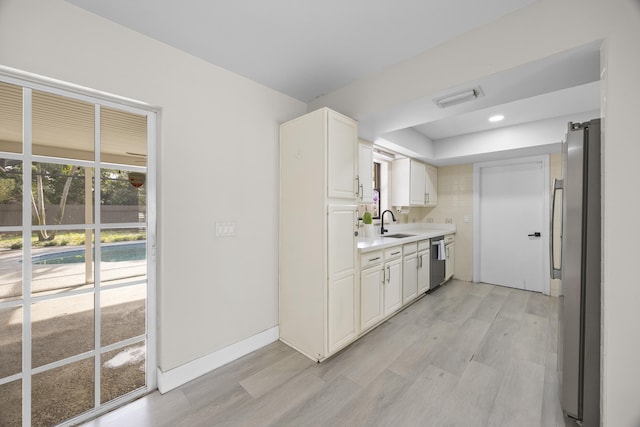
[0,204,145,226]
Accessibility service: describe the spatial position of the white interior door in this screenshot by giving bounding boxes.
[476,158,548,292]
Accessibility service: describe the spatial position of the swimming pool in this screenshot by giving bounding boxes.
[32,242,146,265]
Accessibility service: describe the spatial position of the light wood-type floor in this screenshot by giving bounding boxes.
[83,280,573,427]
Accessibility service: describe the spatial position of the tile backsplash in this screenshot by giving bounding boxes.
[408,164,473,281]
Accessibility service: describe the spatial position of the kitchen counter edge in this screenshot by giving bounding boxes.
[357,226,456,253]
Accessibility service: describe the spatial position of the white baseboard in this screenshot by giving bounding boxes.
[156,326,279,394]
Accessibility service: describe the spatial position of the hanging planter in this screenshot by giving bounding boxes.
[128,172,146,188]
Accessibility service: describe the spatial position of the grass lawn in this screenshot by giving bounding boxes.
[0,230,146,250]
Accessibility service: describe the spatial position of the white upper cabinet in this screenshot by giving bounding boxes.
[327,110,358,200]
[391,158,438,207]
[358,140,374,203]
[410,160,426,205]
[425,164,438,207]
[391,158,425,207]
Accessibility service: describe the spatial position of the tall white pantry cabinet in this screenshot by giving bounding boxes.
[279,108,359,362]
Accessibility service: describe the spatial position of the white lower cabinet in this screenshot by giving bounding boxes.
[328,273,357,354]
[418,239,431,294]
[327,205,358,354]
[383,247,403,316]
[402,243,418,304]
[445,242,455,281]
[418,249,431,294]
[360,265,384,331]
[357,237,445,347]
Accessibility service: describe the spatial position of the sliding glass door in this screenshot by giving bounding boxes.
[0,77,156,426]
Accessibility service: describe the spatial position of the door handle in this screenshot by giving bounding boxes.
[528,232,541,237]
[550,178,563,280]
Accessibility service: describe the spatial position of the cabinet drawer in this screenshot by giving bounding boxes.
[403,242,417,255]
[384,246,403,260]
[444,234,455,244]
[418,239,430,251]
[360,251,383,268]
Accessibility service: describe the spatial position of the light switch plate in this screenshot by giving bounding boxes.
[215,222,236,236]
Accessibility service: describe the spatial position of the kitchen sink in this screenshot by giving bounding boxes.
[382,233,415,238]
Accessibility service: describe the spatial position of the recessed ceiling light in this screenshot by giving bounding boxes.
[489,114,504,122]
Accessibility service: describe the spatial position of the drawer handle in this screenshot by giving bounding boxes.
[391,251,400,256]
[368,256,380,262]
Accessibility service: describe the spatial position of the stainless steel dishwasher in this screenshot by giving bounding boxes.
[430,235,446,289]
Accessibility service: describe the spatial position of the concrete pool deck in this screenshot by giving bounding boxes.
[0,244,147,301]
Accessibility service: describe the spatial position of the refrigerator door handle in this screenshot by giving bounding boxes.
[550,178,564,279]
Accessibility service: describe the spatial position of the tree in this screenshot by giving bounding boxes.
[31,163,84,241]
[100,170,143,206]
[0,159,23,205]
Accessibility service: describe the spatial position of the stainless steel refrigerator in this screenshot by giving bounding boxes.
[550,119,601,426]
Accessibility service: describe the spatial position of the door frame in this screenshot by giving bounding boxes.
[472,155,550,295]
[0,66,158,425]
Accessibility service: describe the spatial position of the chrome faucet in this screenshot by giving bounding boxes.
[380,209,396,235]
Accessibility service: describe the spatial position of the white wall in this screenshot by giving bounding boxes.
[377,127,434,160]
[0,0,306,374]
[310,0,640,425]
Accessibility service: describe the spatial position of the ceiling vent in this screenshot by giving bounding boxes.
[434,87,484,108]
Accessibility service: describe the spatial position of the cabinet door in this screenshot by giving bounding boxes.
[384,258,403,315]
[328,274,357,353]
[358,142,374,203]
[328,111,358,200]
[402,255,418,304]
[425,164,438,206]
[328,205,357,277]
[361,265,384,331]
[418,250,431,293]
[328,205,357,353]
[445,244,455,280]
[410,160,426,206]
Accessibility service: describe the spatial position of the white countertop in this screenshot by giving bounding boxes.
[357,223,456,252]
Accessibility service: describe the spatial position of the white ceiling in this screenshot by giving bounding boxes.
[413,83,600,141]
[376,42,602,142]
[65,0,536,102]
[64,0,600,156]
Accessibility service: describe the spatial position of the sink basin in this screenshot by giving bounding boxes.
[382,233,415,238]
